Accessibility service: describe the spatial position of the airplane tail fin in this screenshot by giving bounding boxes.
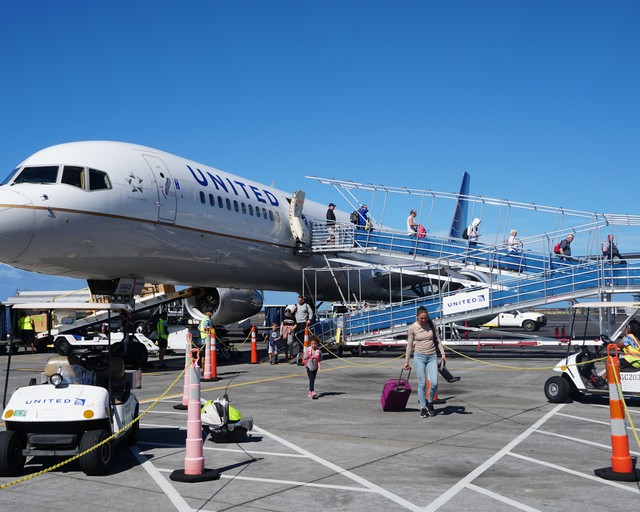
[449,171,470,238]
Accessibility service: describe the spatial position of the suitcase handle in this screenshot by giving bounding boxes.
[394,367,411,392]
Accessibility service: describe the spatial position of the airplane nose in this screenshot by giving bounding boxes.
[0,188,35,262]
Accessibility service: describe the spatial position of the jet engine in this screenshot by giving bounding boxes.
[185,288,263,325]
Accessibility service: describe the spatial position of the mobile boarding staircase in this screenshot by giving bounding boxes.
[303,178,640,351]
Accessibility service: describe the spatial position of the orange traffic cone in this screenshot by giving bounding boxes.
[297,322,309,366]
[250,325,258,364]
[202,327,219,382]
[554,327,559,339]
[427,378,446,405]
[210,328,218,380]
[594,344,640,481]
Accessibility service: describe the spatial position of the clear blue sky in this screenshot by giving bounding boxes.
[1,1,639,304]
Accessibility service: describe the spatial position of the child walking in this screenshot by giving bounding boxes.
[268,323,281,364]
[303,335,322,398]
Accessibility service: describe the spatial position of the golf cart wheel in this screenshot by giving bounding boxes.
[128,343,148,367]
[79,429,113,476]
[123,404,140,446]
[0,431,26,476]
[544,376,570,403]
[522,320,537,332]
[54,336,72,356]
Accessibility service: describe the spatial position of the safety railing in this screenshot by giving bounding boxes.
[341,259,640,339]
[309,221,589,276]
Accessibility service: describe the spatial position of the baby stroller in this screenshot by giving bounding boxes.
[201,394,254,443]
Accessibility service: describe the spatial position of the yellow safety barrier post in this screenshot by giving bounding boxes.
[594,344,640,482]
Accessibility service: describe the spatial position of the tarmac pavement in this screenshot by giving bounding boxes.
[1,339,639,511]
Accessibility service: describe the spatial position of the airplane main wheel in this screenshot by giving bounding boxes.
[544,376,570,403]
[79,429,112,476]
[0,431,26,476]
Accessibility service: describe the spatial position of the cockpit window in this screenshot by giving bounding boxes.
[1,168,20,186]
[88,168,111,190]
[61,166,85,189]
[12,166,59,185]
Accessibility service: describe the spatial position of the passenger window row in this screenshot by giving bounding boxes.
[199,191,278,222]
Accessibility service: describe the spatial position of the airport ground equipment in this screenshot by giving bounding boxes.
[0,303,140,477]
[544,303,640,403]
[52,332,157,366]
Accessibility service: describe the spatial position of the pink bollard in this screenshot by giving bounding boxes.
[170,349,220,482]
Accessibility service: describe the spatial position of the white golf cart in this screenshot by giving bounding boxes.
[544,302,640,403]
[0,304,140,476]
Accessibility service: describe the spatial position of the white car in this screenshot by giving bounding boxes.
[481,310,547,332]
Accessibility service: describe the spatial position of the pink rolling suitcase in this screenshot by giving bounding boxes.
[381,368,412,411]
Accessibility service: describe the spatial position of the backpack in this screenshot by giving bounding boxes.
[553,242,562,254]
[462,227,469,240]
[417,225,426,238]
[349,211,359,224]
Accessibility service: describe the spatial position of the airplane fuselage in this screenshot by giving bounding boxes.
[0,141,346,294]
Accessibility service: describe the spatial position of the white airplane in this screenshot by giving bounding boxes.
[0,141,472,323]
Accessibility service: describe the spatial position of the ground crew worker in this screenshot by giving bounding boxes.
[599,319,640,386]
[156,316,169,369]
[199,309,213,348]
[617,319,640,369]
[18,312,36,353]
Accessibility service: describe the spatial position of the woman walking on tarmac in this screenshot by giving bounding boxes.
[404,306,446,418]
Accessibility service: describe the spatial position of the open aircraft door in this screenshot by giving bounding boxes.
[142,155,177,224]
[288,190,310,245]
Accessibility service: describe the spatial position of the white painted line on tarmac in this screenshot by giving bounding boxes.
[253,425,424,512]
[145,410,188,415]
[591,403,640,415]
[423,404,566,512]
[507,452,640,495]
[555,412,610,426]
[138,440,307,458]
[218,473,376,492]
[556,412,639,431]
[466,483,541,512]
[128,445,210,512]
[535,429,640,456]
[155,468,377,493]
